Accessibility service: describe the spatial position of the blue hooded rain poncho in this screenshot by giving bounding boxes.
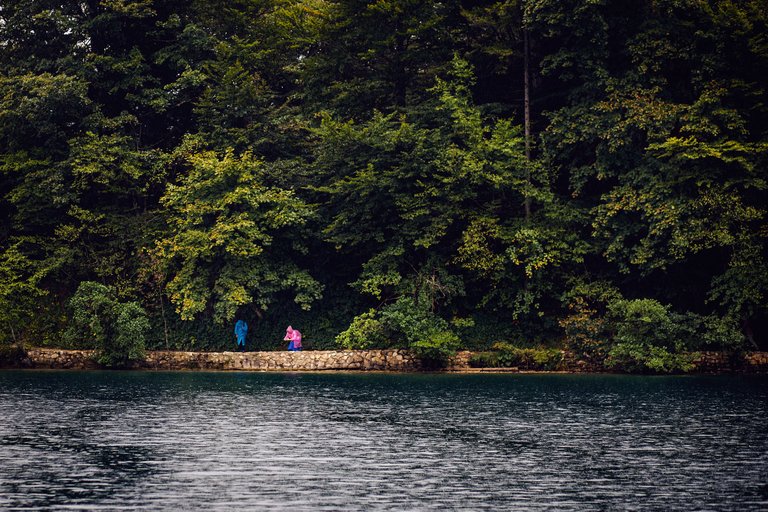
[235,320,248,350]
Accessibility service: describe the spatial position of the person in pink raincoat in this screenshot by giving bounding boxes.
[284,326,302,351]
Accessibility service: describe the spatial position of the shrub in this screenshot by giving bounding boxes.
[609,299,675,346]
[606,343,696,373]
[469,343,564,370]
[489,342,523,367]
[379,296,460,365]
[68,282,149,367]
[378,297,447,344]
[531,348,564,370]
[508,347,563,370]
[409,329,461,366]
[700,315,745,350]
[559,281,621,364]
[604,299,696,373]
[336,296,462,365]
[665,312,744,352]
[468,351,500,368]
[336,309,387,349]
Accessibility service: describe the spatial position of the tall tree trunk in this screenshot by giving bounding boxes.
[523,25,532,221]
[160,294,169,350]
[392,31,408,108]
[742,317,759,350]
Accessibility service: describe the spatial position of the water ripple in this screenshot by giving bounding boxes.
[0,371,766,510]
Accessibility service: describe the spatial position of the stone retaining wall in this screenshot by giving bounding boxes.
[23,348,428,372]
[144,349,425,371]
[23,349,98,369]
[692,351,768,373]
[8,348,768,373]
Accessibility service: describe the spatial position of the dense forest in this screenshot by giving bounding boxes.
[1,0,767,370]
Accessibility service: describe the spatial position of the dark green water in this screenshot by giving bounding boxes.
[0,371,766,510]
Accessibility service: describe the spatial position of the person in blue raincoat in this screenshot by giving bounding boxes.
[234,319,248,352]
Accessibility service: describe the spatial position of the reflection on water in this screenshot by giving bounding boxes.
[1,371,766,510]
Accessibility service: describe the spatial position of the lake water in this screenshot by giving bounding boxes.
[0,371,766,511]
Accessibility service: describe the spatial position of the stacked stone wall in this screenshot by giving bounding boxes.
[7,347,768,373]
[692,351,768,373]
[24,348,99,369]
[23,348,424,372]
[143,349,422,371]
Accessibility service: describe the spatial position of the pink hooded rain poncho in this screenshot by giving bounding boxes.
[284,326,302,351]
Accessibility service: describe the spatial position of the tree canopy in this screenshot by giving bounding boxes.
[1,0,766,360]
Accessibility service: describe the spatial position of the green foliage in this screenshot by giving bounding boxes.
[67,281,148,367]
[410,329,461,366]
[156,147,323,323]
[297,0,461,116]
[378,297,449,345]
[699,315,745,350]
[560,288,745,371]
[606,343,696,374]
[608,299,677,347]
[538,0,767,351]
[0,0,766,362]
[314,55,582,327]
[336,309,386,350]
[468,351,501,368]
[379,297,461,364]
[0,73,91,151]
[338,297,461,364]
[559,280,621,363]
[604,299,696,373]
[469,343,564,371]
[708,239,768,347]
[0,244,49,343]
